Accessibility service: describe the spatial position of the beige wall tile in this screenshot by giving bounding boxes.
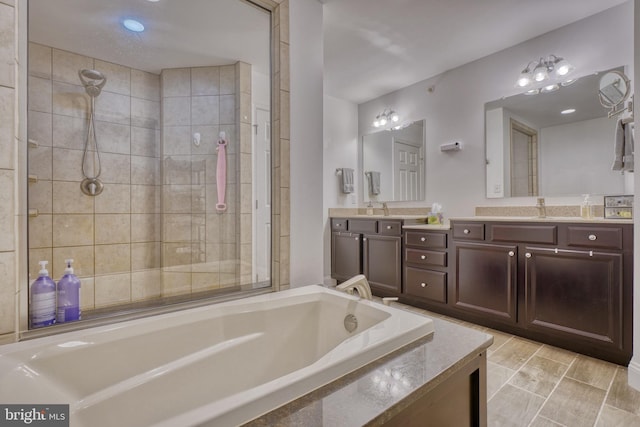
[162,126,191,156]
[191,125,219,156]
[95,214,130,244]
[0,4,14,88]
[95,244,131,274]
[52,81,86,119]
[131,214,159,243]
[131,242,160,271]
[131,155,159,185]
[131,126,159,158]
[0,87,14,170]
[95,184,130,213]
[95,59,130,96]
[164,185,192,214]
[28,76,52,114]
[28,248,52,280]
[163,214,191,242]
[131,270,161,301]
[280,91,290,139]
[219,95,235,125]
[205,214,221,244]
[0,170,16,251]
[29,180,52,214]
[131,70,160,101]
[80,277,95,311]
[192,272,220,292]
[52,148,83,182]
[28,111,52,147]
[28,146,52,180]
[100,152,131,184]
[131,185,159,214]
[161,68,191,97]
[52,181,93,214]
[191,96,219,126]
[94,121,130,155]
[131,97,160,129]
[219,65,235,95]
[164,155,192,185]
[162,243,194,269]
[161,271,191,296]
[226,153,237,184]
[29,216,52,249]
[52,214,94,247]
[237,62,251,95]
[95,91,130,125]
[52,114,86,150]
[94,273,131,307]
[0,251,15,335]
[221,214,237,244]
[28,43,51,79]
[52,49,93,85]
[240,123,251,154]
[240,153,251,184]
[239,92,251,124]
[191,67,220,96]
[163,97,191,126]
[279,43,290,92]
[52,245,94,278]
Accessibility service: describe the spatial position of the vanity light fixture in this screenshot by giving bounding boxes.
[540,83,560,93]
[516,55,574,88]
[373,108,400,128]
[561,108,576,115]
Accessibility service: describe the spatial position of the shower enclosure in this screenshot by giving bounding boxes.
[25,0,274,325]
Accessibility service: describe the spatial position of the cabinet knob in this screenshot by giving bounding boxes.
[355,237,359,241]
[386,225,392,230]
[588,234,597,241]
[463,229,470,234]
[420,237,426,242]
[525,252,532,258]
[421,255,427,260]
[421,282,427,288]
[363,237,367,241]
[508,251,515,257]
[336,223,342,227]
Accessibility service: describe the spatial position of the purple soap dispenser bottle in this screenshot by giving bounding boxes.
[30,260,57,328]
[56,259,81,323]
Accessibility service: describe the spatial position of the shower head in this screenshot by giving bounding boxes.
[78,69,107,97]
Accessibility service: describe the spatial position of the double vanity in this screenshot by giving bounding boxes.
[331,213,633,365]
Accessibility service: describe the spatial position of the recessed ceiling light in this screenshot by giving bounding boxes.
[561,108,576,115]
[123,19,145,32]
[541,84,560,93]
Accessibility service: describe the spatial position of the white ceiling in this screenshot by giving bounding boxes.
[323,0,629,104]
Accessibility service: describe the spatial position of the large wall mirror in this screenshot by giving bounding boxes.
[485,66,631,198]
[26,0,272,326]
[362,120,425,202]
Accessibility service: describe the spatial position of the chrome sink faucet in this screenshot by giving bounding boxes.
[536,197,547,218]
[382,202,389,216]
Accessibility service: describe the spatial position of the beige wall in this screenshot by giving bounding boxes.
[0,0,289,342]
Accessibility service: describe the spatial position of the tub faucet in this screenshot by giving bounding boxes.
[382,202,389,216]
[536,197,547,218]
[336,274,373,300]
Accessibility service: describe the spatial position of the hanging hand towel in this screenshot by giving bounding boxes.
[369,171,381,195]
[622,121,634,172]
[341,168,354,193]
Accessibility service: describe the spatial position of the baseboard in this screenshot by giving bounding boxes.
[628,359,640,391]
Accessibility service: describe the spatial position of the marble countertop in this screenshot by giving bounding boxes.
[247,315,493,426]
[450,216,633,224]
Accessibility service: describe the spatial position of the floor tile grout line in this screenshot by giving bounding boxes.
[489,341,544,402]
[526,353,578,427]
[593,365,619,426]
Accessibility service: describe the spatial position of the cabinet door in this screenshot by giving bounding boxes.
[331,232,362,282]
[453,242,518,324]
[363,234,402,294]
[524,247,623,350]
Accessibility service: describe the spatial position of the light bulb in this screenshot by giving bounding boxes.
[373,119,380,128]
[391,112,399,122]
[554,59,572,76]
[517,73,531,87]
[561,108,576,115]
[533,63,548,82]
[541,84,559,93]
[379,117,387,126]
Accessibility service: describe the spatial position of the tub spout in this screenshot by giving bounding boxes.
[336,274,373,300]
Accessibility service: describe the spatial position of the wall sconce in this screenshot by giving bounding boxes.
[516,55,573,89]
[373,108,400,128]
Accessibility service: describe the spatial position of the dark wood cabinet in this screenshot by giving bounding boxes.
[453,242,518,325]
[331,218,402,295]
[403,230,449,304]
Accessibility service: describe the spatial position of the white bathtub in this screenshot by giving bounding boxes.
[0,285,434,426]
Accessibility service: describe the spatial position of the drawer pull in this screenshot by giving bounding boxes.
[421,255,426,260]
[363,237,367,241]
[525,252,532,258]
[386,225,392,230]
[588,234,597,241]
[589,250,593,257]
[355,237,359,241]
[420,237,426,242]
[421,282,427,288]
[336,223,342,227]
[463,229,470,234]
[508,251,515,257]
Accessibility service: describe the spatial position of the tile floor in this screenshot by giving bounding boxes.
[395,302,640,427]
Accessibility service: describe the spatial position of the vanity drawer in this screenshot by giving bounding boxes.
[566,226,623,250]
[452,223,485,241]
[348,219,377,234]
[404,267,447,303]
[405,231,447,249]
[405,248,447,267]
[491,224,557,244]
[331,218,348,231]
[379,220,402,236]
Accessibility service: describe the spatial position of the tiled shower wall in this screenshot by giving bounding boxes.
[26,43,253,310]
[27,43,162,310]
